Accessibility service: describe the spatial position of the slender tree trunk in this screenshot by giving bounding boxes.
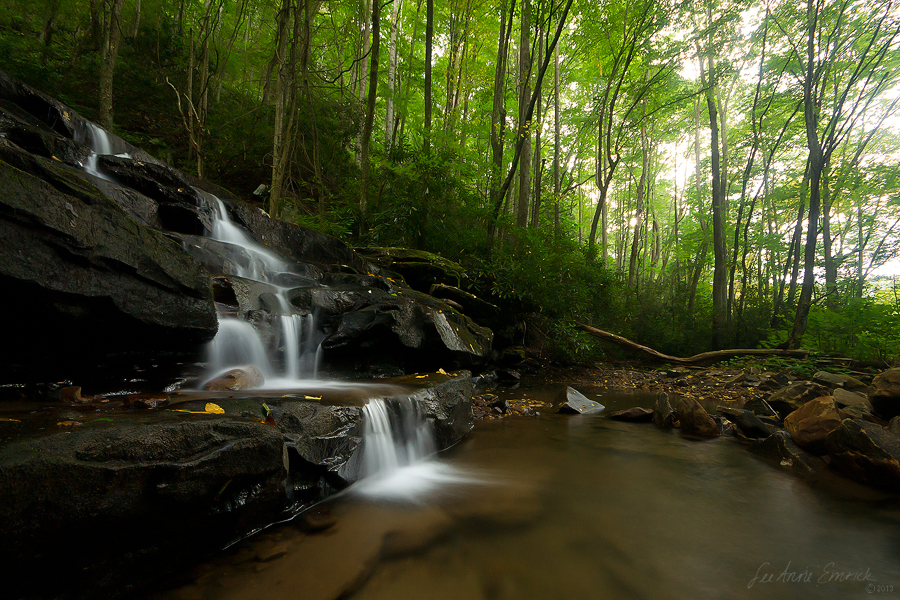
[489,0,514,219]
[98,0,125,129]
[359,0,381,234]
[270,0,297,219]
[553,42,560,234]
[385,0,403,147]
[516,0,532,229]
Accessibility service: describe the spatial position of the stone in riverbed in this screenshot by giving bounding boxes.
[826,419,900,491]
[870,368,900,420]
[556,387,604,415]
[653,392,676,429]
[607,407,654,422]
[890,417,900,435]
[674,396,719,437]
[203,366,265,391]
[734,410,774,439]
[783,396,842,453]
[749,431,826,477]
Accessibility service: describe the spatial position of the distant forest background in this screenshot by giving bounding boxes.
[3,0,900,365]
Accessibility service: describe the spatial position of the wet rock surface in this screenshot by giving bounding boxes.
[556,387,605,415]
[0,372,475,600]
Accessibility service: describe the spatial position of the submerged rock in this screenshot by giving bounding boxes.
[556,387,605,415]
[607,407,654,422]
[749,431,827,477]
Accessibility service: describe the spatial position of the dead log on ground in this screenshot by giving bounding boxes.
[577,323,809,365]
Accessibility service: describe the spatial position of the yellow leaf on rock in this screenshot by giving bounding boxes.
[205,403,225,414]
[57,421,82,427]
[437,368,449,375]
[303,395,322,400]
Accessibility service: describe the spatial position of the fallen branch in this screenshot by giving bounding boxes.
[577,323,810,365]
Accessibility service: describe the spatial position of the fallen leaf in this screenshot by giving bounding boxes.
[0,418,21,422]
[205,403,225,414]
[303,395,322,400]
[437,368,449,375]
[415,375,427,379]
[57,421,82,427]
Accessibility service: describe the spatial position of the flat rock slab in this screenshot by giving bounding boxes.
[607,407,654,422]
[556,387,605,415]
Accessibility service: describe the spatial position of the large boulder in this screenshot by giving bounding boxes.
[355,247,465,292]
[871,368,900,420]
[0,414,288,599]
[826,419,900,491]
[783,396,842,453]
[0,146,217,382]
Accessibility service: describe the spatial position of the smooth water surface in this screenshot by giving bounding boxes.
[145,388,900,600]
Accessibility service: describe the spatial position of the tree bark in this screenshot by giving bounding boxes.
[516,0,532,229]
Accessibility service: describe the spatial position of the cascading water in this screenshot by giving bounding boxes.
[71,119,465,496]
[75,121,130,181]
[354,398,475,500]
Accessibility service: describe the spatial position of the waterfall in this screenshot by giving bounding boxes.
[75,121,129,181]
[353,398,475,500]
[200,193,324,389]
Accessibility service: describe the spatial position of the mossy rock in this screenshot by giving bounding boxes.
[354,247,465,291]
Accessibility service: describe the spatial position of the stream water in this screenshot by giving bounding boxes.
[142,388,900,600]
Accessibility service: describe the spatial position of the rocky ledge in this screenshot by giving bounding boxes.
[0,372,474,600]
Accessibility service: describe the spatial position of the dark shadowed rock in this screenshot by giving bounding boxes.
[0,414,288,600]
[556,387,605,415]
[871,368,900,420]
[734,410,774,439]
[607,407,655,422]
[766,381,831,419]
[749,431,827,477]
[429,284,501,322]
[743,397,780,419]
[813,371,849,389]
[227,200,370,273]
[674,396,719,437]
[653,392,676,429]
[826,419,900,491]
[0,146,217,380]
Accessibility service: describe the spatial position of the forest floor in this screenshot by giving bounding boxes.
[473,361,777,420]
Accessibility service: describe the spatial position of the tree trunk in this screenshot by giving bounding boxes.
[359,0,381,234]
[553,42,560,234]
[489,0,514,224]
[98,0,125,129]
[516,0,532,229]
[385,0,403,148]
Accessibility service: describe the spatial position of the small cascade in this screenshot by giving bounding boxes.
[75,121,130,181]
[353,398,475,500]
[200,193,325,388]
[362,398,435,477]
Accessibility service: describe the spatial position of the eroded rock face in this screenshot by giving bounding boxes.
[826,419,900,491]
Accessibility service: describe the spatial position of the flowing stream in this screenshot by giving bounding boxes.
[140,388,900,600]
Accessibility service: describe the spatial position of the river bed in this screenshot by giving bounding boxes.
[142,387,900,600]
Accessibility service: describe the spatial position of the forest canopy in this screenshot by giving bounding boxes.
[2,0,900,363]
